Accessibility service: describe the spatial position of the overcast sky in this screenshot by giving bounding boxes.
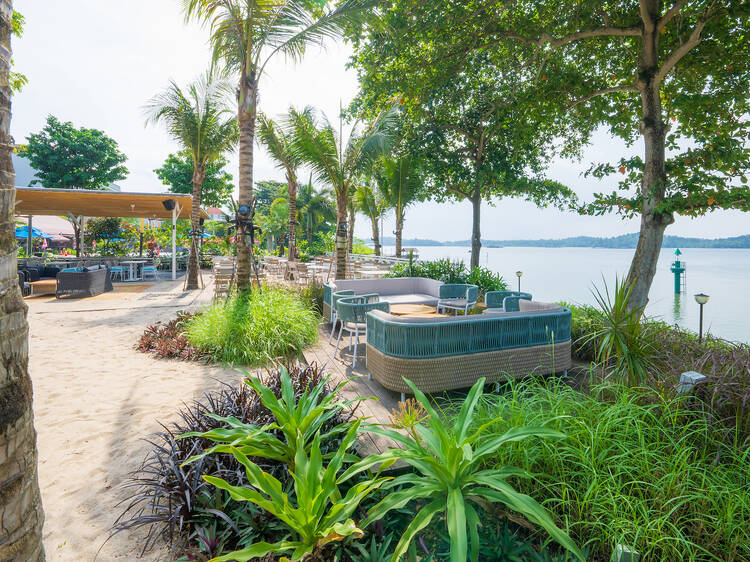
[12,0,748,242]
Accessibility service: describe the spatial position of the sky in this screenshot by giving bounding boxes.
[12,0,749,242]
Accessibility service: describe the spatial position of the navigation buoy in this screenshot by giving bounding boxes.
[670,248,686,294]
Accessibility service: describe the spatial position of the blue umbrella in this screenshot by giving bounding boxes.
[15,225,52,239]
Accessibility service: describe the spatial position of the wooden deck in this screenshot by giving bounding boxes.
[303,323,403,456]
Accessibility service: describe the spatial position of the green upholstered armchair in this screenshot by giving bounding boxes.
[484,291,532,310]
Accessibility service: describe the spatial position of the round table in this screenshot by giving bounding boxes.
[389,304,445,317]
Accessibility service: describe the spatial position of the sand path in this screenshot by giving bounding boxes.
[27,279,242,561]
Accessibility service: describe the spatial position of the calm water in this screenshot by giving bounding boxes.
[382,246,750,343]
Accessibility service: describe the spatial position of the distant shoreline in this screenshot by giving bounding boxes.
[376,233,750,250]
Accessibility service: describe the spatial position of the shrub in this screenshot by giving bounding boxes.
[185,289,318,366]
[472,379,750,561]
[342,379,584,562]
[565,300,750,446]
[113,363,353,557]
[387,258,507,296]
[136,311,207,361]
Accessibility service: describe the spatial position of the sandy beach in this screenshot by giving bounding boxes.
[26,279,241,561]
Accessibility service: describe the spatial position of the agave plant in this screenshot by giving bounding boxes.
[340,378,584,562]
[181,366,362,468]
[205,421,390,561]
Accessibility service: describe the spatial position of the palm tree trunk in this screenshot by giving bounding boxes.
[287,172,297,262]
[186,165,204,290]
[235,78,257,291]
[395,209,404,258]
[0,2,46,557]
[334,194,348,279]
[347,201,355,255]
[370,216,381,256]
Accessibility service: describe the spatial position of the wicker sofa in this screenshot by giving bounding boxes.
[323,277,443,321]
[365,299,572,398]
[56,265,113,299]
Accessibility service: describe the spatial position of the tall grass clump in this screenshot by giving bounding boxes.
[469,380,750,561]
[185,289,318,366]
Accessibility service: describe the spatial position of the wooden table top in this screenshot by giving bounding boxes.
[389,303,446,317]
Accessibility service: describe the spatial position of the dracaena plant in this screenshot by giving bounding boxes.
[340,378,585,562]
[181,366,361,468]
[203,421,390,562]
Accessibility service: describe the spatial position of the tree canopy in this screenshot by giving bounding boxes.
[21,115,128,189]
[348,0,750,307]
[154,151,234,208]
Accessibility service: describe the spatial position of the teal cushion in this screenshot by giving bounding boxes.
[61,267,83,272]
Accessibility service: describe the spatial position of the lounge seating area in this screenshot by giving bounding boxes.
[56,265,113,299]
[324,278,571,399]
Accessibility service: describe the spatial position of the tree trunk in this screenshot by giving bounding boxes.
[470,193,481,270]
[287,172,297,262]
[0,1,46,557]
[334,195,348,280]
[370,216,381,256]
[186,165,204,290]
[394,210,403,258]
[235,77,257,291]
[347,202,355,255]
[626,10,674,310]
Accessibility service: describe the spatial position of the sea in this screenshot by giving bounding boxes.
[380,245,750,344]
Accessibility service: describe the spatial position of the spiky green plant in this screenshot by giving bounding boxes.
[340,378,584,562]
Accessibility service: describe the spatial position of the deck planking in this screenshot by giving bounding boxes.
[303,323,403,456]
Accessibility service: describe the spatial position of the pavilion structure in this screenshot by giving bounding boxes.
[14,187,208,280]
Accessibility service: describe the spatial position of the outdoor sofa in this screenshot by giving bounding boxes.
[366,299,572,399]
[56,264,113,299]
[323,277,444,321]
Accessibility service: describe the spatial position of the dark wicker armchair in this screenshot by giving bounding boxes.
[56,265,113,299]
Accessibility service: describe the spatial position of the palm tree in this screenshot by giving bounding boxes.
[181,0,372,290]
[257,113,300,261]
[0,1,46,559]
[354,183,386,255]
[376,154,422,257]
[297,182,335,245]
[145,72,238,290]
[289,106,394,279]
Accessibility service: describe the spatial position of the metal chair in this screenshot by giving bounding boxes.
[110,265,128,282]
[437,284,479,315]
[334,294,390,368]
[328,289,355,344]
[141,261,158,280]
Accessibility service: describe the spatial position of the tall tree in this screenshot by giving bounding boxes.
[297,181,335,244]
[257,112,301,261]
[181,0,373,290]
[289,106,394,278]
[350,0,750,309]
[353,183,385,255]
[145,72,238,290]
[0,2,45,559]
[21,115,129,255]
[154,151,234,208]
[254,180,287,215]
[374,154,422,257]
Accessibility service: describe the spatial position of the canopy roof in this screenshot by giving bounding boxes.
[13,187,208,220]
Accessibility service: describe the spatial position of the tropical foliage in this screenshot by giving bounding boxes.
[154,151,234,208]
[341,378,584,562]
[472,379,750,560]
[181,0,375,290]
[387,258,507,296]
[145,71,238,290]
[374,153,422,258]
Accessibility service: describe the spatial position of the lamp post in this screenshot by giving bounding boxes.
[515,270,523,292]
[694,293,709,343]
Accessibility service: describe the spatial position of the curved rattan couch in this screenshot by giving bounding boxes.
[365,300,571,397]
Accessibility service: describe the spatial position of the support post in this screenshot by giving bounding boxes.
[79,216,85,258]
[26,215,32,255]
[171,204,180,281]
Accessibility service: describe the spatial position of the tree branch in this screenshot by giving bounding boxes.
[654,16,708,83]
[657,0,691,30]
[569,85,639,108]
[639,0,656,32]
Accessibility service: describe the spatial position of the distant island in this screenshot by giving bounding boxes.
[377,233,750,249]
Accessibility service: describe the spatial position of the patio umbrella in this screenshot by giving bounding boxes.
[15,225,53,239]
